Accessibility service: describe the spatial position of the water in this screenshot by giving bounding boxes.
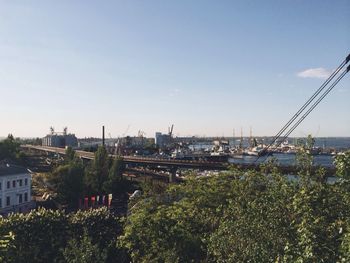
[228,153,335,167]
[189,137,350,167]
[228,137,350,150]
[190,137,350,150]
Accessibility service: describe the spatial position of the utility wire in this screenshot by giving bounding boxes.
[254,54,350,163]
[275,65,349,147]
[261,54,350,156]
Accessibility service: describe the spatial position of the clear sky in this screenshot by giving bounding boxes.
[0,0,349,138]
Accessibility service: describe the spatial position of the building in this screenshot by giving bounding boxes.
[42,127,78,148]
[0,162,34,216]
[155,132,172,148]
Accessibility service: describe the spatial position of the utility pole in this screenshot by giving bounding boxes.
[102,125,105,147]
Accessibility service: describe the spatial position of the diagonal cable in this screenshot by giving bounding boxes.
[260,53,350,157]
[275,65,349,148]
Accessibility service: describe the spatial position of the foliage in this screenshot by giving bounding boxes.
[84,146,110,194]
[70,207,128,262]
[103,156,126,195]
[120,171,246,262]
[63,230,108,263]
[0,232,15,263]
[0,134,20,160]
[120,157,350,262]
[283,182,348,262]
[65,146,78,164]
[208,171,294,262]
[2,135,350,262]
[0,207,125,263]
[295,135,315,181]
[340,220,350,262]
[48,162,84,207]
[335,150,350,180]
[0,208,68,263]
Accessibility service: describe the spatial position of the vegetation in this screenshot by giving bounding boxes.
[84,146,111,195]
[0,207,126,263]
[2,136,350,262]
[119,149,350,262]
[44,146,132,209]
[0,134,21,161]
[103,156,126,195]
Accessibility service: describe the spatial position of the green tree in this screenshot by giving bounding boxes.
[283,182,347,262]
[103,156,125,194]
[85,146,110,194]
[120,170,248,262]
[208,170,294,262]
[63,230,108,263]
[340,221,350,262]
[0,134,20,160]
[0,232,15,263]
[335,150,350,180]
[69,207,127,262]
[49,162,84,207]
[0,208,68,263]
[0,207,126,263]
[65,146,78,164]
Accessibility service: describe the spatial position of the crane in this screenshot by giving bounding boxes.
[168,124,174,137]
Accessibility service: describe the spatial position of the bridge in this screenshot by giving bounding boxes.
[21,145,336,181]
[21,145,228,170]
[21,145,230,182]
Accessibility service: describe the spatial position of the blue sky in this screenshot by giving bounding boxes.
[0,0,349,138]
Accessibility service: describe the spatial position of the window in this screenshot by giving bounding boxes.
[25,178,28,186]
[19,194,22,204]
[19,180,22,187]
[6,196,10,206]
[7,181,10,189]
[0,198,2,208]
[12,180,16,188]
[24,193,28,202]
[0,182,2,190]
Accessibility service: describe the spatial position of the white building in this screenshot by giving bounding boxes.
[42,134,78,148]
[0,162,34,216]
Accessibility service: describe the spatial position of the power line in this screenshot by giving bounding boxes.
[261,53,350,157]
[276,65,349,146]
[256,54,350,162]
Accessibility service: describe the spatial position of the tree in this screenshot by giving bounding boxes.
[103,156,125,194]
[335,150,350,180]
[85,146,110,194]
[120,170,248,262]
[0,208,68,263]
[120,160,350,262]
[69,207,127,262]
[0,207,126,263]
[49,163,84,207]
[63,230,108,263]
[65,146,78,164]
[0,134,20,160]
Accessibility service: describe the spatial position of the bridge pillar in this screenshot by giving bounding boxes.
[169,167,177,183]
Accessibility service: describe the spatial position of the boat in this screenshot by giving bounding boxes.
[244,145,267,156]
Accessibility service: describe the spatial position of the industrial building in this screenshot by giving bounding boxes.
[42,127,78,148]
[155,125,174,148]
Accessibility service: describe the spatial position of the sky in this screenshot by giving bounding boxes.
[0,0,349,138]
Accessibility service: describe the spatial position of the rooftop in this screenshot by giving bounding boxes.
[0,161,30,176]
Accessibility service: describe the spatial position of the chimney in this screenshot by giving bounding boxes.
[102,126,105,147]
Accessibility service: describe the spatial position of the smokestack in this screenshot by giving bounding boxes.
[102,125,105,147]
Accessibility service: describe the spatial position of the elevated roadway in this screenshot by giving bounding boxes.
[21,145,336,177]
[21,145,228,170]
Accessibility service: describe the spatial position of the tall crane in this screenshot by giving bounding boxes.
[168,124,174,137]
